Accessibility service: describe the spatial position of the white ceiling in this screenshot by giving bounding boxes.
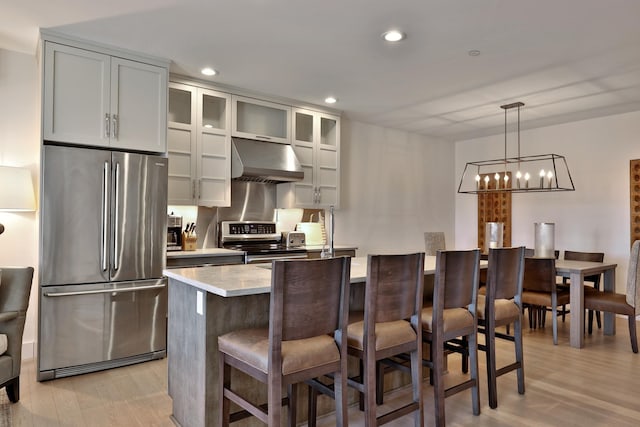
[3,0,640,141]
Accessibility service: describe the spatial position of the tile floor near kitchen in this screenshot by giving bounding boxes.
[9,316,640,426]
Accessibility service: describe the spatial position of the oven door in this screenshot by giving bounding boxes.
[245,252,308,264]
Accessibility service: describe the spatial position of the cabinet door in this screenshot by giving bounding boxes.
[291,109,317,207]
[232,95,291,144]
[110,57,168,153]
[43,42,111,147]
[168,83,197,205]
[316,113,340,207]
[197,89,231,207]
[289,109,340,208]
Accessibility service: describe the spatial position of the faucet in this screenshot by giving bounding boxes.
[328,205,335,257]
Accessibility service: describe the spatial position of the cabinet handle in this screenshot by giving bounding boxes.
[113,162,120,271]
[316,187,321,204]
[192,180,196,199]
[101,162,109,272]
[255,135,272,140]
[104,114,110,138]
[112,114,118,139]
[199,179,202,200]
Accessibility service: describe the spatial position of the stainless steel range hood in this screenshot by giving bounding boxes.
[231,137,304,183]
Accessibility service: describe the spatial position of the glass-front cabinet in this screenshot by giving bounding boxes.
[232,95,291,144]
[286,108,340,208]
[167,83,231,207]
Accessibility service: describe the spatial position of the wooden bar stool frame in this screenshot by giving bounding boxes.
[478,246,526,409]
[218,256,351,427]
[423,249,481,427]
[347,253,425,426]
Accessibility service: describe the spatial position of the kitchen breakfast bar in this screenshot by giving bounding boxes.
[164,257,440,427]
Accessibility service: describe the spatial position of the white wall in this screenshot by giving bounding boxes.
[0,48,40,359]
[455,110,640,292]
[337,119,455,255]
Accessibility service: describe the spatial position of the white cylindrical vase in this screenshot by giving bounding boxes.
[485,222,504,253]
[534,222,555,258]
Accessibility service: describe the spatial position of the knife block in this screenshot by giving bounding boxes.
[182,233,197,251]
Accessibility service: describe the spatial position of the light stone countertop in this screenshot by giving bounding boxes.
[163,255,459,298]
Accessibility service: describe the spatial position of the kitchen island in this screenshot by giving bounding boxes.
[163,256,450,427]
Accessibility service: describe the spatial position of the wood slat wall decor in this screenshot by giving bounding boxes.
[630,160,640,246]
[477,172,512,250]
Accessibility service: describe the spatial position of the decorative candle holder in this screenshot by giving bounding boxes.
[534,222,555,258]
[485,222,504,253]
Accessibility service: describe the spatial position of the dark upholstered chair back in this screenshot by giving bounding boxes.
[523,258,556,293]
[487,247,525,301]
[366,253,425,324]
[271,256,350,342]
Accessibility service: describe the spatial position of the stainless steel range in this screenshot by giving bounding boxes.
[220,220,307,264]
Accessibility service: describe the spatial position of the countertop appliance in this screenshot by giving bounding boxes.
[38,145,168,381]
[167,214,183,251]
[282,231,306,248]
[220,220,307,264]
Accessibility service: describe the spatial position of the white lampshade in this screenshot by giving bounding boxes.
[0,166,36,211]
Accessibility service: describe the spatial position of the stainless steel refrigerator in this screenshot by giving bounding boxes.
[38,144,168,381]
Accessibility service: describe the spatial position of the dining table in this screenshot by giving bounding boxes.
[554,259,618,348]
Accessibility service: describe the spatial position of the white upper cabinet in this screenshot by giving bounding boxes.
[168,83,231,207]
[232,95,291,144]
[285,108,340,208]
[43,41,168,153]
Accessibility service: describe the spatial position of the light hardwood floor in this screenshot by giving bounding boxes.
[10,316,640,426]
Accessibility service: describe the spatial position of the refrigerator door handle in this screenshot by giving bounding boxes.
[113,162,120,271]
[102,161,109,272]
[43,283,167,298]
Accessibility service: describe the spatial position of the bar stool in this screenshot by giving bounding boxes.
[422,249,481,427]
[217,256,351,426]
[349,253,425,426]
[309,253,425,426]
[477,246,526,409]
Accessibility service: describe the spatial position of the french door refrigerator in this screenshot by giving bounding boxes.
[38,144,168,381]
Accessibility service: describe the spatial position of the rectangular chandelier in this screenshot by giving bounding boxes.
[457,102,575,194]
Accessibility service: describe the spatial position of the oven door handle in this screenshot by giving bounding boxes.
[247,254,308,263]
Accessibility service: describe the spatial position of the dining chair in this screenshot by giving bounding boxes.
[422,249,480,426]
[563,250,605,333]
[217,256,351,426]
[0,267,34,402]
[583,240,640,353]
[424,232,446,256]
[340,253,425,426]
[521,257,569,345]
[477,246,526,409]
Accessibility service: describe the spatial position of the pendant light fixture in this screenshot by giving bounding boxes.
[457,102,575,194]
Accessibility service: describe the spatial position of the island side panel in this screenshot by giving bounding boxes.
[168,277,271,427]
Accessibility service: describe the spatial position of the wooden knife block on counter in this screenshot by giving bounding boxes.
[182,233,197,251]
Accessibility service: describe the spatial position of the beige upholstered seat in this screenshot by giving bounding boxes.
[218,257,351,427]
[477,246,525,409]
[0,267,34,403]
[422,249,481,427]
[583,240,640,353]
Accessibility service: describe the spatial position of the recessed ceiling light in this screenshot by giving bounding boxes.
[468,50,481,57]
[382,30,405,42]
[325,97,337,104]
[201,67,217,76]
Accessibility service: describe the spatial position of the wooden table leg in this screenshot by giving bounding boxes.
[569,271,584,348]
